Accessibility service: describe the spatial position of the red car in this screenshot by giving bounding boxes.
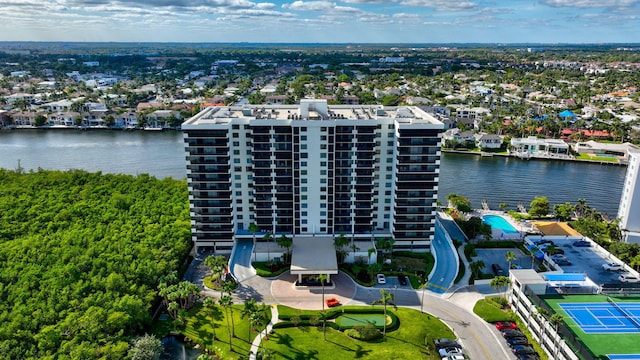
[495,321,518,331]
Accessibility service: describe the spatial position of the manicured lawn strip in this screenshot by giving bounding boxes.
[575,153,619,162]
[474,297,548,360]
[473,297,514,323]
[542,294,640,358]
[266,306,454,360]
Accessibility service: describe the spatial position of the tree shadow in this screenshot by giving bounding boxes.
[234,283,264,302]
[353,344,372,358]
[272,332,294,348]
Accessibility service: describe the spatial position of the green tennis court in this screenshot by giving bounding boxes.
[334,313,386,327]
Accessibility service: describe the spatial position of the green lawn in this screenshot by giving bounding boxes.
[544,294,640,358]
[264,306,454,359]
[575,153,619,162]
[155,303,271,360]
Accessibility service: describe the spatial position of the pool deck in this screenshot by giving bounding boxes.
[472,209,537,240]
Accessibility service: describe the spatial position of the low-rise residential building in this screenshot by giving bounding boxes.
[510,136,571,159]
[475,133,503,149]
[572,141,638,162]
[11,111,38,126]
[115,111,138,128]
[48,111,80,126]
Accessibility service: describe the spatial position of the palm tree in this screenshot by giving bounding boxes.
[218,295,234,350]
[505,251,517,270]
[263,232,272,262]
[372,289,397,336]
[470,260,485,280]
[249,223,259,262]
[367,247,376,264]
[490,275,511,298]
[334,233,349,265]
[241,299,258,343]
[318,274,328,340]
[222,281,236,337]
[550,314,564,354]
[250,308,267,354]
[276,234,293,264]
[203,297,219,342]
[204,255,227,292]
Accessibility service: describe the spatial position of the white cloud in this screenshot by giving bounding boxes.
[542,0,637,8]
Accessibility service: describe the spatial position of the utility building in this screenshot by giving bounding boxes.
[182,99,444,268]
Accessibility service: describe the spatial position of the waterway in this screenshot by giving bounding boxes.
[0,130,627,216]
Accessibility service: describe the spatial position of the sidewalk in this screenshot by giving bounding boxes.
[249,304,279,360]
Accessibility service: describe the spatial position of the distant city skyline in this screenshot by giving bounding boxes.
[0,0,639,44]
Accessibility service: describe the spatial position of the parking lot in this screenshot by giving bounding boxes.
[471,238,629,286]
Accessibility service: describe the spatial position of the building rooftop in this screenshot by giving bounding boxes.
[182,99,443,128]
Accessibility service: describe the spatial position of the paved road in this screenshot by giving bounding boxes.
[230,239,256,281]
[427,221,459,294]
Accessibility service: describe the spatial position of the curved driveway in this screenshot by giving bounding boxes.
[427,220,459,294]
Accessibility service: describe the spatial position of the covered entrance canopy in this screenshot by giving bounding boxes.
[290,235,338,285]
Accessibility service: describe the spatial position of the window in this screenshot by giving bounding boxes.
[235,183,241,188]
[321,135,327,141]
[384,214,390,219]
[233,141,240,146]
[301,153,308,158]
[302,219,308,224]
[301,127,307,131]
[302,211,307,216]
[320,227,326,232]
[235,174,241,180]
[388,124,394,129]
[302,203,308,208]
[301,178,307,184]
[321,178,327,183]
[301,195,307,200]
[320,161,326,166]
[301,170,307,175]
[321,153,327,158]
[232,133,239,138]
[388,133,394,138]
[234,158,241,163]
[236,191,242,196]
[386,166,392,171]
[301,161,307,167]
[321,144,327,149]
[320,211,326,216]
[232,124,240,129]
[301,135,307,141]
[233,150,240,155]
[301,144,307,149]
[234,166,242,171]
[320,170,326,175]
[301,187,307,192]
[237,214,244,219]
[320,219,326,224]
[387,140,394,146]
[246,150,252,155]
[386,174,392,179]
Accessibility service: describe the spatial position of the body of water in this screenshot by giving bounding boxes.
[0,130,627,216]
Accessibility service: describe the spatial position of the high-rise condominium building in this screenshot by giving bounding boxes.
[182,99,444,255]
[619,148,640,243]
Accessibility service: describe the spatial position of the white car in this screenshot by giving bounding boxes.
[619,274,640,283]
[602,263,623,271]
[376,273,386,285]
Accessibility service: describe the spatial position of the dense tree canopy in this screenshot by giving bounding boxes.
[0,169,191,359]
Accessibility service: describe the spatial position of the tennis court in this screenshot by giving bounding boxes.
[560,301,640,334]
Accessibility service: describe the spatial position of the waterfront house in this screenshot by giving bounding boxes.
[48,112,80,126]
[510,137,571,159]
[115,111,138,129]
[42,99,74,113]
[572,141,638,162]
[475,133,503,149]
[145,109,181,129]
[11,111,38,126]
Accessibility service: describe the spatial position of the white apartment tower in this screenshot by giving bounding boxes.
[618,148,640,243]
[182,100,444,254]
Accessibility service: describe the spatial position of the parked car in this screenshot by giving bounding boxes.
[441,354,465,360]
[434,338,461,350]
[506,337,529,347]
[619,274,640,283]
[551,254,572,265]
[397,274,408,286]
[512,345,537,356]
[602,263,623,271]
[502,329,525,338]
[516,355,541,360]
[494,321,518,331]
[492,263,506,276]
[376,273,386,285]
[573,240,591,247]
[438,348,464,358]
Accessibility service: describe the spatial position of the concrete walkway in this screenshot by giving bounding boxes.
[249,304,278,360]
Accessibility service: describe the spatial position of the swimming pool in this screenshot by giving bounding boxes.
[483,214,520,234]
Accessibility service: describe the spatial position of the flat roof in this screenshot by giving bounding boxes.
[544,273,586,282]
[290,235,338,275]
[182,99,443,129]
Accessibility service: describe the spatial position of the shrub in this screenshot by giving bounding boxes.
[345,323,382,341]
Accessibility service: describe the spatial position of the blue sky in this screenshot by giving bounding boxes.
[0,0,638,43]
